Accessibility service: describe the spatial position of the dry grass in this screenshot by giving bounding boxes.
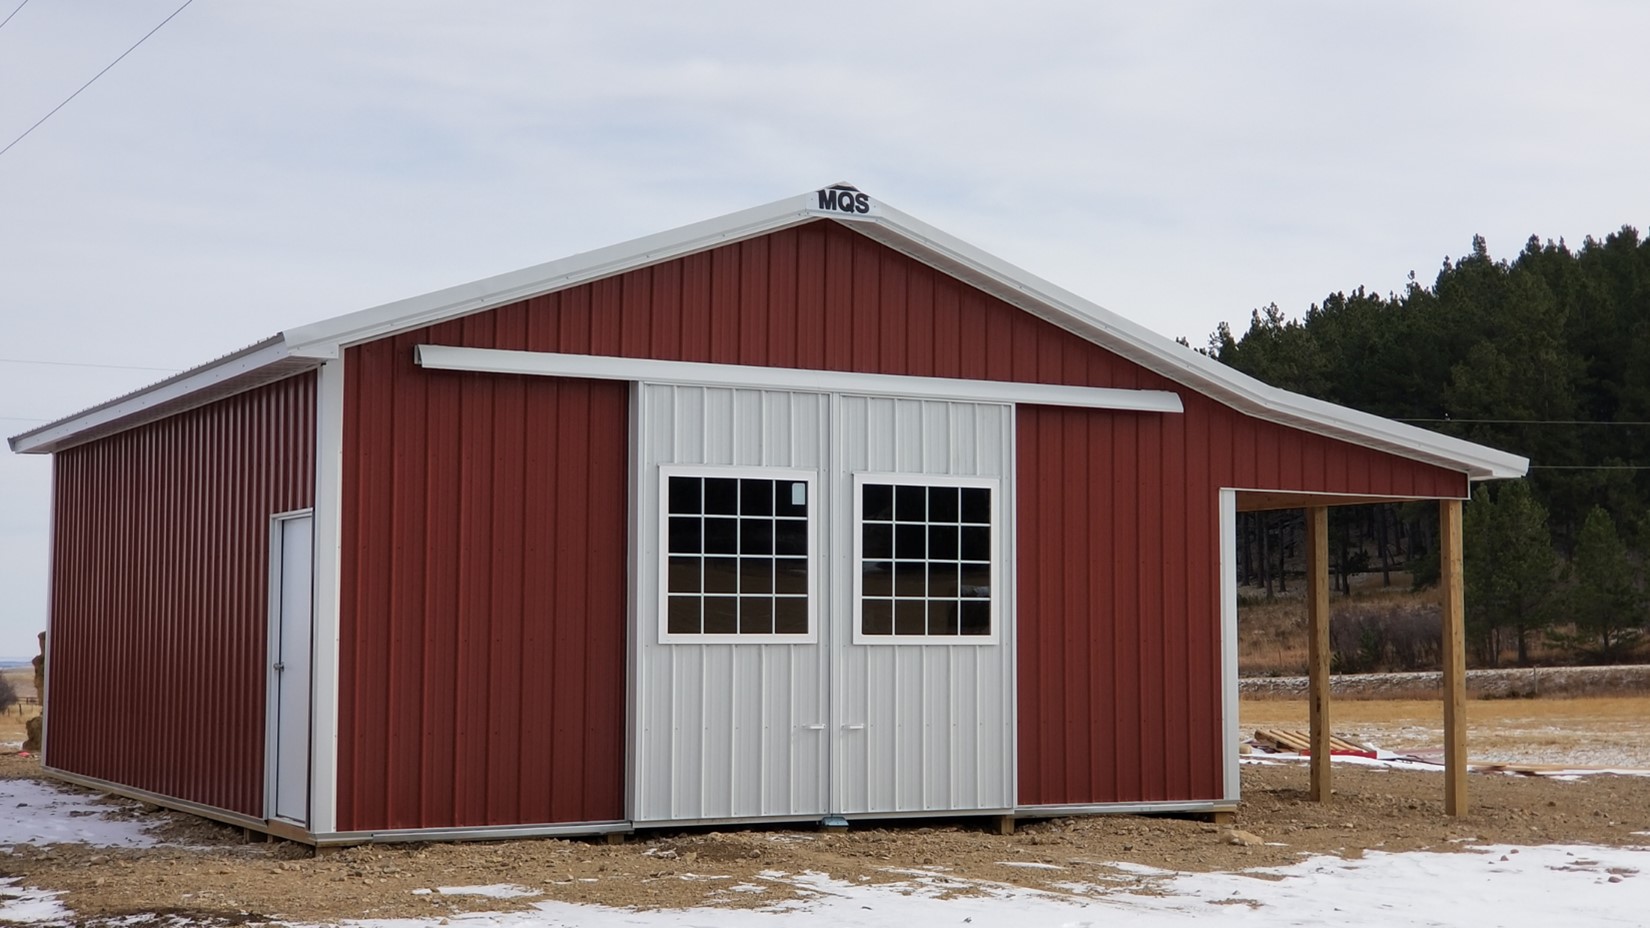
[0,704,40,745]
[1236,572,1607,675]
[0,666,39,745]
[1238,573,1428,676]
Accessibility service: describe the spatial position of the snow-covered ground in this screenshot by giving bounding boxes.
[0,778,159,848]
[0,776,1646,927]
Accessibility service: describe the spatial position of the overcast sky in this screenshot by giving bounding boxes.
[2,1,1647,656]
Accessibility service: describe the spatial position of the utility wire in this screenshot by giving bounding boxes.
[1527,465,1650,471]
[0,0,195,159]
[1399,418,1650,426]
[0,357,180,373]
[0,0,31,31]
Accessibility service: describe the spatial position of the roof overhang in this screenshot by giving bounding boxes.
[7,183,1531,480]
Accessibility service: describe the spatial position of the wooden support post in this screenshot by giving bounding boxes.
[1306,506,1332,802]
[1441,498,1467,816]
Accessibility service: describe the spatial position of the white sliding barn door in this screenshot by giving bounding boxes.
[631,385,831,824]
[630,386,1015,824]
[832,397,1015,815]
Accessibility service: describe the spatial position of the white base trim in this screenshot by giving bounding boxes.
[1017,799,1235,817]
[414,345,1185,414]
[318,821,632,845]
[47,768,265,831]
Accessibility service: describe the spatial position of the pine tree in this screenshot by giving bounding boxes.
[1464,481,1559,666]
[1560,507,1643,662]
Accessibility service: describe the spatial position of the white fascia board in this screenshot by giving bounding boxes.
[280,192,829,356]
[8,336,301,454]
[414,345,1185,414]
[841,205,1530,482]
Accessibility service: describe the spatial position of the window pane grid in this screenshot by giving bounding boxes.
[861,482,992,638]
[666,474,810,636]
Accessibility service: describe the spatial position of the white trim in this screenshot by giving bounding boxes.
[846,204,1527,481]
[655,464,820,645]
[850,472,1002,646]
[623,383,644,824]
[7,337,319,454]
[282,192,830,352]
[1226,486,1471,502]
[308,357,345,835]
[47,768,267,831]
[319,821,631,844]
[414,345,1185,414]
[14,185,1526,482]
[1003,408,1020,816]
[1218,489,1241,804]
[1016,799,1234,817]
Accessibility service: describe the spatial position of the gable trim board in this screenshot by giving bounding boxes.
[9,186,1528,484]
[11,185,1529,844]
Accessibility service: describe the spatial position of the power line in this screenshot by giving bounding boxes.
[1399,418,1650,426]
[0,415,49,422]
[0,0,31,31]
[0,0,195,159]
[1527,465,1650,471]
[0,357,180,373]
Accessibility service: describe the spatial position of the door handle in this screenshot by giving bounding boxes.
[841,723,866,730]
[804,724,826,730]
[273,662,286,671]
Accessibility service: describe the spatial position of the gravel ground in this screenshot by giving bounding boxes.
[0,744,1648,924]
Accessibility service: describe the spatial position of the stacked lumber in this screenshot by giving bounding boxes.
[1253,728,1376,757]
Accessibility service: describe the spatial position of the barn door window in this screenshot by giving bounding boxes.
[854,474,998,643]
[660,467,816,643]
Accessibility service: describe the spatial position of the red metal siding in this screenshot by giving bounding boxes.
[337,332,628,831]
[47,374,316,817]
[341,219,1473,821]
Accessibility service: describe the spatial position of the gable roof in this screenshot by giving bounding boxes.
[7,184,1528,480]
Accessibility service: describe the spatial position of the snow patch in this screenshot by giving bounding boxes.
[0,779,159,848]
[433,884,541,898]
[0,879,68,924]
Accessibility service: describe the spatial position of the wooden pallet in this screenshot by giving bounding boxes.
[1253,728,1376,757]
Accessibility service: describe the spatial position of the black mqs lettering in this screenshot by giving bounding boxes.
[816,187,870,214]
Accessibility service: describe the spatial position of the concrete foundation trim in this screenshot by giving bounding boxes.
[316,820,633,846]
[46,767,267,833]
[1015,800,1237,817]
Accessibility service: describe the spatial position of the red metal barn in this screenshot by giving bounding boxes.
[9,186,1526,844]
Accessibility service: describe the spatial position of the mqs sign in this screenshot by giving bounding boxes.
[816,185,871,214]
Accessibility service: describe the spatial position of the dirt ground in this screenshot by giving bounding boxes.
[1,734,1648,925]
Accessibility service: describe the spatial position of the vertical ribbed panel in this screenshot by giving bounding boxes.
[47,374,316,817]
[338,332,628,832]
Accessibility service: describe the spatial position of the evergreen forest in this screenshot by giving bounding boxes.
[1210,227,1650,668]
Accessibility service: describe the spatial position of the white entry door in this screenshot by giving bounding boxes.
[269,513,314,825]
[630,386,1014,824]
